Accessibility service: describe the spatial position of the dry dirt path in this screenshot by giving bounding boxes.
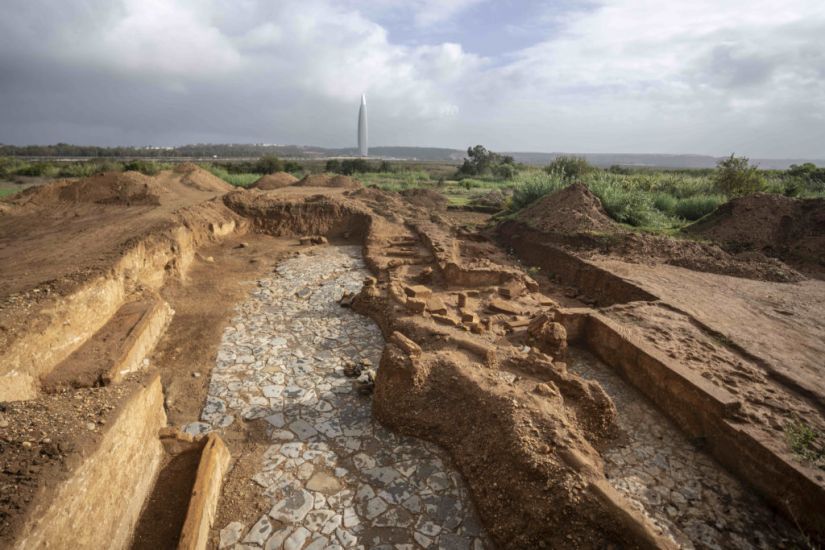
[568,348,803,549]
[188,245,490,550]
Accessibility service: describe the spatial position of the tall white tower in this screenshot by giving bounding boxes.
[357,94,368,157]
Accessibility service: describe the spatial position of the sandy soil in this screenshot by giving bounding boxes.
[593,257,825,406]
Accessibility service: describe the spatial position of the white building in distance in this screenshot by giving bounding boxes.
[358,94,368,157]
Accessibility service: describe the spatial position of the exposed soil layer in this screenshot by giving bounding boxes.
[685,193,825,274]
[0,374,147,544]
[398,188,448,211]
[507,184,802,283]
[251,172,299,190]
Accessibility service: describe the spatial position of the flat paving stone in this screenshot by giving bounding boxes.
[567,348,804,549]
[207,246,491,549]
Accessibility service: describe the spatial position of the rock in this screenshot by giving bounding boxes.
[426,296,448,315]
[237,242,250,249]
[219,521,244,548]
[270,489,314,523]
[390,331,421,356]
[457,292,468,308]
[432,313,461,327]
[487,299,522,316]
[243,516,273,545]
[343,362,362,378]
[498,280,525,299]
[405,298,426,313]
[528,314,568,357]
[404,284,432,299]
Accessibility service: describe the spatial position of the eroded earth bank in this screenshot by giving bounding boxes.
[1,167,824,549]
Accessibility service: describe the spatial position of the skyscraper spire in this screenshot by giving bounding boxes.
[358,94,368,157]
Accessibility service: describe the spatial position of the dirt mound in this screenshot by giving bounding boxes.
[398,188,447,210]
[173,164,234,193]
[516,183,620,234]
[10,172,163,207]
[294,173,361,189]
[250,172,298,190]
[685,193,825,268]
[468,189,509,212]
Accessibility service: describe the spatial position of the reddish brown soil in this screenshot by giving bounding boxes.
[517,182,618,234]
[399,187,448,210]
[507,183,801,283]
[130,447,201,550]
[2,170,824,547]
[250,172,299,190]
[685,193,825,273]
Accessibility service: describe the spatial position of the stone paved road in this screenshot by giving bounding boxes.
[191,246,490,550]
[568,348,802,549]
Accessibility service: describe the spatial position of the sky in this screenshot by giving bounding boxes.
[1,0,824,157]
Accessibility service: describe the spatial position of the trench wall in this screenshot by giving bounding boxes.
[497,221,657,305]
[558,309,825,539]
[12,374,167,550]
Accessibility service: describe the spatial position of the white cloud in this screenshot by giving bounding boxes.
[0,0,823,156]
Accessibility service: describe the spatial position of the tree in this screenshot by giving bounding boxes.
[456,145,517,178]
[254,155,284,174]
[544,156,593,180]
[714,154,765,196]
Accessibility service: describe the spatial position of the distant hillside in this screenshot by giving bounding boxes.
[2,143,821,170]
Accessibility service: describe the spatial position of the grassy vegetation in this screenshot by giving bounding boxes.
[203,165,260,187]
[785,418,825,469]
[3,153,824,234]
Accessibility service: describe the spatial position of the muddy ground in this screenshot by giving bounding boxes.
[1,170,823,549]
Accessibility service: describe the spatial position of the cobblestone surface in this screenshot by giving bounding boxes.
[567,348,802,549]
[192,246,490,549]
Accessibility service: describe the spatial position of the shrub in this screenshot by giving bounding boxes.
[123,159,166,176]
[714,154,765,196]
[544,156,594,180]
[510,172,565,211]
[652,192,677,215]
[254,155,284,174]
[673,195,725,220]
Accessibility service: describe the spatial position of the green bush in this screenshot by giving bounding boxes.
[544,156,594,180]
[123,159,167,176]
[510,172,565,211]
[673,195,725,220]
[714,154,765,196]
[652,192,677,214]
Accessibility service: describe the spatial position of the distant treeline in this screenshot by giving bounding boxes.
[0,143,316,159]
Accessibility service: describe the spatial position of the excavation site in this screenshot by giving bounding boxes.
[1,164,824,550]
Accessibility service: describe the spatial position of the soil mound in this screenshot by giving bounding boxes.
[173,164,234,193]
[294,173,362,189]
[468,189,509,211]
[399,188,447,210]
[250,172,298,190]
[685,193,825,268]
[10,172,163,207]
[516,183,619,234]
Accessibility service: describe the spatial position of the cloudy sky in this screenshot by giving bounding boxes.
[1,0,824,157]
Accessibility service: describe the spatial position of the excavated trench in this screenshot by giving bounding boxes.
[191,245,490,549]
[567,348,800,548]
[4,187,823,549]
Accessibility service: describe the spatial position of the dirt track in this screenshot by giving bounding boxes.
[1,170,823,549]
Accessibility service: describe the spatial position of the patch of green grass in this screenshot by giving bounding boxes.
[785,418,825,468]
[205,165,259,187]
[673,194,725,220]
[0,188,20,198]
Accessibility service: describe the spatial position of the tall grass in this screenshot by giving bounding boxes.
[205,165,259,187]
